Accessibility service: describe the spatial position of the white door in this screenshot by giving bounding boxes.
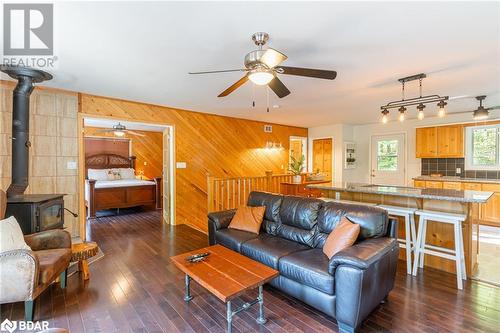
[162,128,170,223]
[370,134,406,185]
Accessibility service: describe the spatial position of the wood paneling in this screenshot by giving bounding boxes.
[84,136,130,157]
[79,93,307,232]
[84,127,163,180]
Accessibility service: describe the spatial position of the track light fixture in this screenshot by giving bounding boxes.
[380,73,449,123]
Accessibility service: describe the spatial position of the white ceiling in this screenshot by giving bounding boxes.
[2,1,499,127]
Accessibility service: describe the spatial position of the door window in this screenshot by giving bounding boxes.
[377,140,398,171]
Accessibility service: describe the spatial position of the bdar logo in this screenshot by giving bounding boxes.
[0,319,17,333]
[3,3,53,55]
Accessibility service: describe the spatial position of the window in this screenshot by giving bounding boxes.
[377,140,398,171]
[466,124,500,170]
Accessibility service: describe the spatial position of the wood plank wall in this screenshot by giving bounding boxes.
[79,93,307,232]
[84,127,163,180]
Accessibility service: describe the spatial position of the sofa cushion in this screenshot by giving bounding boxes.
[35,248,72,285]
[0,216,31,253]
[315,202,388,247]
[241,233,309,269]
[247,192,283,235]
[279,249,334,295]
[277,196,322,247]
[215,228,259,252]
[228,206,265,234]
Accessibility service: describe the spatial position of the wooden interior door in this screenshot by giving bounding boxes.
[312,138,332,180]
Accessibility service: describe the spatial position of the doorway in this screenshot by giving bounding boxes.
[312,138,333,180]
[78,116,175,239]
[370,133,406,185]
[289,136,307,169]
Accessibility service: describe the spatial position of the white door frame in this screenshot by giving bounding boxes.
[78,114,176,239]
[369,132,407,185]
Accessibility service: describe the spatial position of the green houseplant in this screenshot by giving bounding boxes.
[289,155,305,183]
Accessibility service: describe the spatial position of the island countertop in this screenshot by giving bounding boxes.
[306,182,493,203]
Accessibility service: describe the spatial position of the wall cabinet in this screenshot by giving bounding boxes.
[415,125,464,158]
[416,127,438,158]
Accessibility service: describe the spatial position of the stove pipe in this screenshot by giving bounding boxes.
[0,66,52,197]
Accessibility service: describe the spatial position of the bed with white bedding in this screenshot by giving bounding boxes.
[85,153,161,218]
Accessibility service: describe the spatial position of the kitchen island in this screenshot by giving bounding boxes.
[306,182,493,275]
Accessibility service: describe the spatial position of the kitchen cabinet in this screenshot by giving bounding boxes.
[462,183,482,191]
[415,127,437,158]
[442,182,462,190]
[425,181,443,189]
[481,184,500,227]
[437,125,464,157]
[414,180,426,188]
[415,125,464,158]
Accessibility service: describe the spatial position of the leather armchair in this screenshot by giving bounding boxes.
[0,190,72,321]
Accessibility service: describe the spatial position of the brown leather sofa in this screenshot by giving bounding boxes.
[208,191,399,333]
[0,190,72,321]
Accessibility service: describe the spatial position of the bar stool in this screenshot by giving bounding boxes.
[377,205,417,274]
[319,197,377,206]
[412,210,467,289]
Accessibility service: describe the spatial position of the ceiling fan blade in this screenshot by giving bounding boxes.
[189,69,249,75]
[276,66,337,80]
[260,48,287,68]
[95,129,115,133]
[126,130,146,137]
[218,75,249,97]
[489,105,500,110]
[268,77,291,98]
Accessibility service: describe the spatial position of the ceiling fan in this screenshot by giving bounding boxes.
[95,123,145,137]
[471,96,500,120]
[189,32,337,98]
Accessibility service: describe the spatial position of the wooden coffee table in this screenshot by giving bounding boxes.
[71,242,98,280]
[170,244,279,332]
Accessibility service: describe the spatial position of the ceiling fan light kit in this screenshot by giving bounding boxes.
[380,73,449,123]
[189,32,337,101]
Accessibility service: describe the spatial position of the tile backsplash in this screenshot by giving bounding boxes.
[421,158,500,179]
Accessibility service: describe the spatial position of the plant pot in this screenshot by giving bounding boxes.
[292,175,302,183]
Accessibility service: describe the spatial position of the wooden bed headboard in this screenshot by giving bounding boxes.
[85,154,136,178]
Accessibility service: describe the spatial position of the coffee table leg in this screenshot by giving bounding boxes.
[256,285,267,324]
[78,260,90,280]
[184,274,193,302]
[226,301,232,333]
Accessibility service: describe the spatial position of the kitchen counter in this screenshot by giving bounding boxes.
[413,176,500,184]
[307,182,493,203]
[306,181,492,276]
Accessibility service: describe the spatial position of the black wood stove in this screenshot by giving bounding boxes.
[0,66,75,234]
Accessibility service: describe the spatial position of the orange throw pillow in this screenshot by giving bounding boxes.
[228,206,266,234]
[323,216,360,259]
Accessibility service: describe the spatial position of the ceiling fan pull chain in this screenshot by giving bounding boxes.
[252,83,256,107]
[266,86,270,112]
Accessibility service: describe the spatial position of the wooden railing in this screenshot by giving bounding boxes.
[207,171,305,212]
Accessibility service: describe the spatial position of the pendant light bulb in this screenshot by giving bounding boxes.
[381,109,389,124]
[416,103,426,120]
[437,100,447,118]
[398,106,406,122]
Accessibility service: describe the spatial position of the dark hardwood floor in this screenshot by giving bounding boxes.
[2,210,500,332]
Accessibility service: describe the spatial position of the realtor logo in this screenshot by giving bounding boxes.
[3,3,53,55]
[0,319,16,333]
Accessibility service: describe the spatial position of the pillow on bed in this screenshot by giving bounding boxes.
[119,168,136,179]
[88,168,109,181]
[107,169,121,180]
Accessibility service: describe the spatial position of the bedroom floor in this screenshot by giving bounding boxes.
[2,211,499,332]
